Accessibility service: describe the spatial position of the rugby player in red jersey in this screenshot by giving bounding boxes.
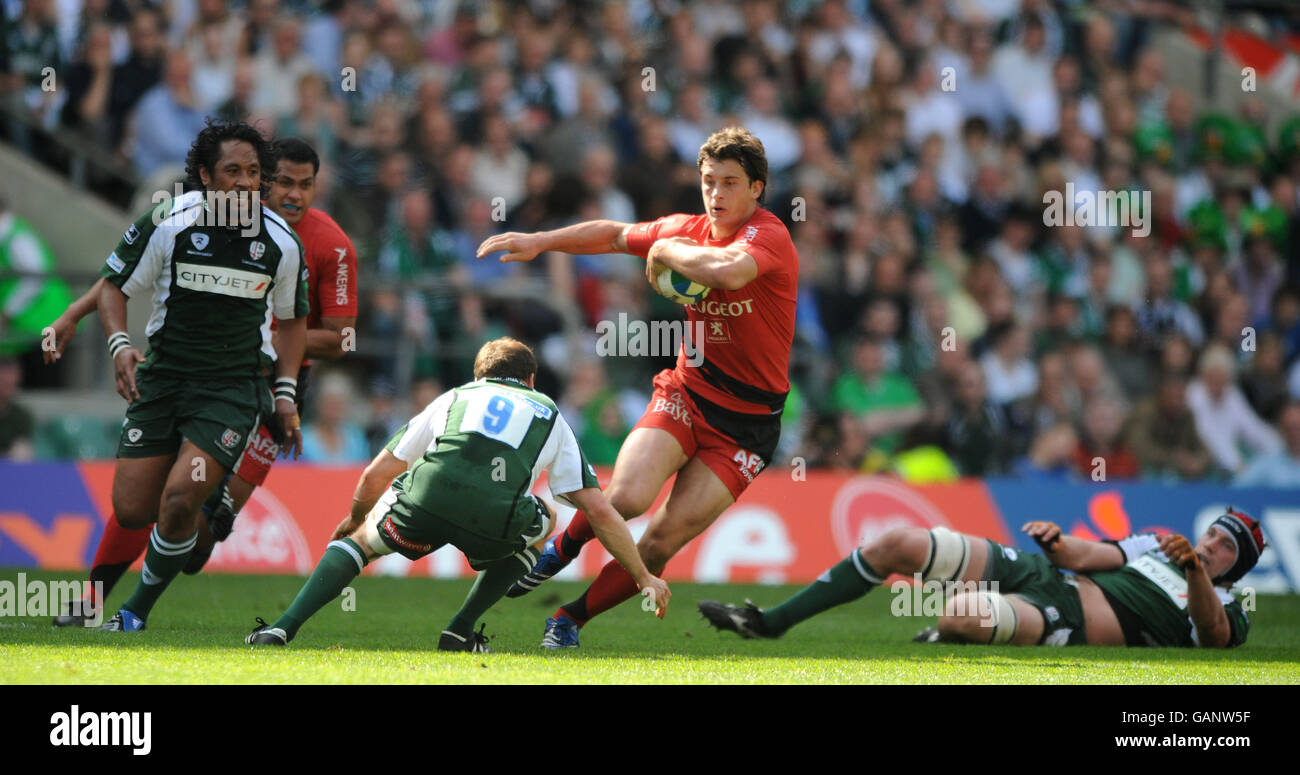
[48,137,359,625]
[477,127,798,647]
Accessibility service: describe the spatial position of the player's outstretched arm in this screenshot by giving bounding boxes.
[646,237,757,290]
[43,278,106,364]
[98,282,143,402]
[476,220,633,264]
[1160,533,1232,648]
[1021,521,1125,572]
[332,449,407,541]
[569,486,671,618]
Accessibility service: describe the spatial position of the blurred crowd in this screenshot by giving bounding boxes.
[3,0,1300,486]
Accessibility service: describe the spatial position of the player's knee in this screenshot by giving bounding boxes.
[606,485,651,521]
[637,534,676,573]
[113,502,152,530]
[862,526,929,571]
[157,490,199,537]
[938,591,1016,645]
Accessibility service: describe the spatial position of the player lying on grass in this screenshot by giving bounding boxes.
[96,120,309,632]
[476,127,797,648]
[245,338,669,651]
[46,138,358,626]
[700,508,1264,648]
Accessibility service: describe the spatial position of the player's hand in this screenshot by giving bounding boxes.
[1022,521,1062,552]
[276,398,303,459]
[112,347,145,402]
[638,575,671,619]
[331,514,362,542]
[42,315,77,364]
[645,237,697,285]
[476,232,543,263]
[1159,533,1200,571]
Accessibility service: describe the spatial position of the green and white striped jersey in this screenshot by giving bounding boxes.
[385,377,600,540]
[1090,534,1250,647]
[100,190,310,379]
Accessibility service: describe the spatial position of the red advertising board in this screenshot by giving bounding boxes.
[72,463,1008,583]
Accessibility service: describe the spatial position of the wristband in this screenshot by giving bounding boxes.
[107,331,132,359]
[274,376,297,403]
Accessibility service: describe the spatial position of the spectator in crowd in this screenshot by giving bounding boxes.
[130,48,206,177]
[0,196,73,357]
[301,372,370,464]
[1126,372,1211,481]
[1100,304,1154,399]
[1187,344,1283,475]
[0,357,34,460]
[1241,330,1290,424]
[829,335,924,458]
[1071,395,1141,480]
[942,359,1012,476]
[980,320,1038,407]
[1012,422,1078,480]
[1235,402,1300,488]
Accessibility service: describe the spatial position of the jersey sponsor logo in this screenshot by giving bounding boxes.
[333,247,349,306]
[220,429,242,450]
[1130,553,1189,610]
[243,241,267,268]
[191,233,210,251]
[733,224,759,247]
[687,298,756,318]
[520,395,554,419]
[652,391,692,426]
[123,224,140,245]
[105,253,125,273]
[732,449,765,483]
[176,263,270,299]
[706,319,731,344]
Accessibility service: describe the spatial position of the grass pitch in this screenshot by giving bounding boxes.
[2,570,1297,684]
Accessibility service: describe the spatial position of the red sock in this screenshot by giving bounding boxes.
[555,510,596,561]
[556,558,641,625]
[86,516,152,606]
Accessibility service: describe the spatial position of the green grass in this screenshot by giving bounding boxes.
[2,570,1298,684]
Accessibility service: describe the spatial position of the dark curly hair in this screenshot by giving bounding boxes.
[184,118,275,192]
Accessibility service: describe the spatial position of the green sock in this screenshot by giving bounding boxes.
[273,538,368,641]
[121,527,197,621]
[761,551,884,635]
[446,547,538,638]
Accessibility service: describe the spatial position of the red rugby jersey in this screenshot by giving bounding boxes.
[625,207,798,416]
[293,207,359,329]
[273,207,358,366]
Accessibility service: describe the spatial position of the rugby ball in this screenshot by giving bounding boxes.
[653,266,711,305]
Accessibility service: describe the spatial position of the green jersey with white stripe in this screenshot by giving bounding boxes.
[1089,534,1250,647]
[99,191,310,379]
[385,377,600,540]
